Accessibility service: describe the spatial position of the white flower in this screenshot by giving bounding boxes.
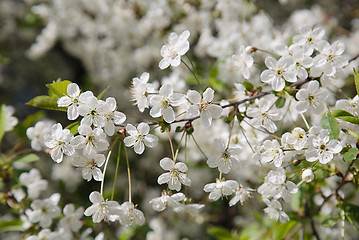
[26,120,54,151]
[44,123,75,163]
[118,201,145,226]
[263,199,290,223]
[260,56,296,91]
[296,80,328,114]
[11,188,26,202]
[302,169,315,183]
[149,192,185,212]
[311,41,348,77]
[157,157,191,191]
[84,191,121,223]
[124,123,158,154]
[71,151,105,181]
[305,129,342,164]
[130,72,155,113]
[229,186,255,206]
[204,179,239,201]
[71,125,109,154]
[159,30,190,69]
[101,97,126,136]
[25,229,61,240]
[77,96,106,127]
[186,88,223,127]
[260,140,284,167]
[173,203,205,217]
[282,127,308,150]
[207,138,240,174]
[25,193,61,228]
[291,51,313,80]
[3,105,18,132]
[149,84,184,123]
[57,83,94,120]
[59,204,84,233]
[229,45,254,79]
[246,96,282,133]
[19,168,48,199]
[292,25,327,55]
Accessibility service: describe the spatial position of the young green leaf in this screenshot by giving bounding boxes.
[272,221,297,240]
[26,95,67,112]
[275,97,286,108]
[207,227,235,240]
[343,147,358,162]
[320,111,339,139]
[97,85,111,100]
[46,80,72,98]
[65,121,80,135]
[353,68,359,96]
[12,153,40,163]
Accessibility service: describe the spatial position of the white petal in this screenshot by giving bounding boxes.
[159,157,174,170]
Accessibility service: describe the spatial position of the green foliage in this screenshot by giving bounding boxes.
[97,85,111,100]
[207,226,236,240]
[12,153,40,163]
[272,221,297,240]
[320,111,339,139]
[242,81,254,91]
[65,122,80,135]
[275,97,286,108]
[26,80,73,112]
[353,68,359,96]
[26,95,67,112]
[0,219,23,233]
[342,203,359,223]
[331,110,359,124]
[46,80,72,97]
[343,147,359,162]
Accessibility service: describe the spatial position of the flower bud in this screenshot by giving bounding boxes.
[302,169,314,183]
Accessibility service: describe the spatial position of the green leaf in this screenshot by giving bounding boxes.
[12,153,39,163]
[242,81,254,91]
[342,203,359,223]
[46,80,72,97]
[65,122,80,135]
[275,97,286,108]
[97,85,110,100]
[331,110,355,118]
[320,111,339,139]
[0,105,6,144]
[207,227,235,240]
[209,77,224,93]
[331,110,359,124]
[272,221,297,240]
[0,220,23,233]
[353,68,359,96]
[238,223,263,240]
[343,147,358,162]
[26,95,67,112]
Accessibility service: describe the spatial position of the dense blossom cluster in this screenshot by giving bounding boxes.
[1,1,359,239]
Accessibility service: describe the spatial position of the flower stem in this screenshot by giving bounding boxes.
[167,129,175,161]
[124,146,132,203]
[111,142,122,201]
[191,134,208,159]
[101,149,112,196]
[174,131,186,162]
[181,58,203,92]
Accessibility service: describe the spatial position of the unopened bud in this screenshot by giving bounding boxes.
[302,169,314,183]
[246,46,257,54]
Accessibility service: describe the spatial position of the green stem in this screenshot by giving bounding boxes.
[181,58,203,92]
[167,129,175,161]
[124,146,132,203]
[192,134,208,159]
[111,142,122,201]
[101,149,113,196]
[174,131,186,162]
